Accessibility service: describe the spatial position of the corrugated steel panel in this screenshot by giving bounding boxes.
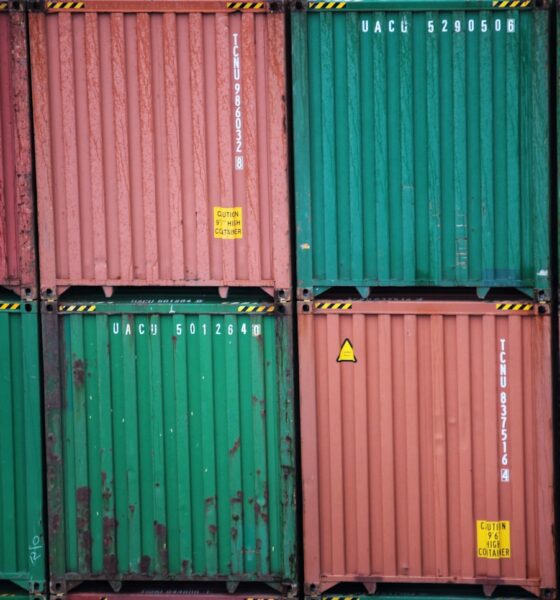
[0,300,46,594]
[42,298,296,594]
[0,11,37,300]
[292,4,550,296]
[29,6,290,298]
[297,300,555,596]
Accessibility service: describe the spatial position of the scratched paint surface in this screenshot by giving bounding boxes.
[44,299,296,590]
[0,301,46,593]
[0,13,36,298]
[292,6,550,294]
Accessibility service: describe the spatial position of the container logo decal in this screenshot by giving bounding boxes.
[337,339,356,363]
[0,3,8,9]
[498,337,510,483]
[477,520,511,559]
[308,1,347,9]
[315,302,352,310]
[237,304,275,313]
[492,0,531,7]
[58,304,96,312]
[495,302,532,311]
[0,303,20,310]
[214,207,243,239]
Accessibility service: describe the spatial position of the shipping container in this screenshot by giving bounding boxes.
[297,299,555,597]
[42,296,296,595]
[0,9,37,300]
[28,1,290,299]
[0,299,46,595]
[291,1,550,298]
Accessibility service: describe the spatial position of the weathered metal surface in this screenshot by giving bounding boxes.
[292,4,550,297]
[0,300,46,594]
[29,7,290,298]
[42,298,296,594]
[0,11,37,299]
[298,300,555,596]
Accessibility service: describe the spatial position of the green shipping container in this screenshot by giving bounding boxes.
[42,298,296,595]
[0,300,46,595]
[292,0,550,298]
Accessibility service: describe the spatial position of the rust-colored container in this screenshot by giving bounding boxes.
[297,299,555,597]
[0,8,37,300]
[28,0,290,299]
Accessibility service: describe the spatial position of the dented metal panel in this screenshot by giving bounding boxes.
[42,298,296,594]
[0,300,46,594]
[297,300,555,596]
[292,4,550,296]
[29,6,290,297]
[0,11,37,299]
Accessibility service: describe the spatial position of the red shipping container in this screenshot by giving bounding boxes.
[0,9,37,299]
[297,300,555,597]
[28,0,290,299]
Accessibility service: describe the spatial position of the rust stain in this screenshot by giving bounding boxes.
[229,437,241,455]
[231,526,238,540]
[254,500,269,524]
[181,559,189,575]
[139,555,151,573]
[103,553,118,573]
[73,359,85,387]
[103,516,118,549]
[208,524,217,536]
[231,490,243,504]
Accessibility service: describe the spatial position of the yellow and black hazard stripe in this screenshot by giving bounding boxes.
[315,302,352,310]
[46,1,85,8]
[0,303,20,310]
[226,1,264,8]
[492,0,531,8]
[246,597,275,600]
[328,596,362,600]
[308,1,347,8]
[495,302,533,311]
[59,304,97,312]
[236,304,274,313]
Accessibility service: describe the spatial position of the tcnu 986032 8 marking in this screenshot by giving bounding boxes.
[360,17,517,34]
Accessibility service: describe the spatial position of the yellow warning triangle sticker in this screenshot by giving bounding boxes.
[337,338,357,363]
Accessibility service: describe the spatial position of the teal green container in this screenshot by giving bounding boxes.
[42,298,296,595]
[0,300,46,595]
[292,0,550,298]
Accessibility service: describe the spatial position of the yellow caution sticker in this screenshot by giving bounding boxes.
[476,520,511,559]
[214,207,243,239]
[337,339,357,363]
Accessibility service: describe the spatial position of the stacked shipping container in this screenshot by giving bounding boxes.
[0,7,46,599]
[291,0,555,599]
[27,0,297,597]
